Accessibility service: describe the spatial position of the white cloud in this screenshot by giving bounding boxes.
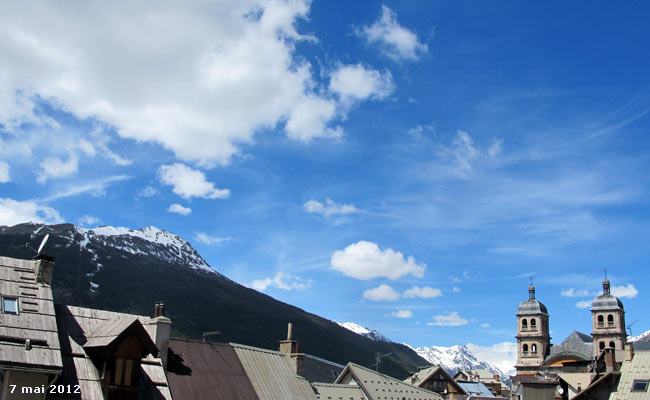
[44,175,129,201]
[488,138,503,157]
[576,300,592,309]
[403,286,442,299]
[0,198,63,226]
[611,284,638,298]
[362,284,400,301]
[38,155,79,183]
[251,271,312,291]
[392,310,413,319]
[139,186,157,197]
[329,64,393,103]
[429,311,468,327]
[0,161,10,183]
[303,198,359,218]
[466,342,517,376]
[77,215,100,227]
[407,123,435,137]
[0,1,381,166]
[158,163,230,199]
[195,233,230,246]
[167,203,192,216]
[331,241,426,280]
[357,5,428,61]
[438,130,481,178]
[452,286,461,293]
[481,323,490,328]
[561,288,591,297]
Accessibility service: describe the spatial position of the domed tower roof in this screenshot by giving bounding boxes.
[516,284,548,315]
[591,277,624,311]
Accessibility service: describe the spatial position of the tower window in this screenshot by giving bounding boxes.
[522,319,528,330]
[531,344,537,354]
[607,314,614,326]
[530,319,536,330]
[609,341,615,349]
[599,342,606,350]
[522,344,529,355]
[597,315,604,327]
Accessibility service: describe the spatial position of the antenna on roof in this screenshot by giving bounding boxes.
[202,331,221,342]
[369,352,392,372]
[627,320,638,337]
[37,234,50,255]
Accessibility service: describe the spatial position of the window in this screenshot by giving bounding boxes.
[522,344,528,355]
[607,314,614,326]
[111,358,137,387]
[631,380,649,392]
[597,315,604,327]
[2,297,18,315]
[609,341,616,349]
[599,342,606,350]
[531,344,537,354]
[522,319,528,329]
[530,319,536,330]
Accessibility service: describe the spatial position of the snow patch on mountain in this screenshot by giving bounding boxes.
[629,329,650,342]
[415,344,510,382]
[75,225,217,274]
[337,322,391,342]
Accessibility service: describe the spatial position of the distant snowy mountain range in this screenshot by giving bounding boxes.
[337,322,509,382]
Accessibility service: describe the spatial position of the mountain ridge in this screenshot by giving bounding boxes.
[0,222,429,379]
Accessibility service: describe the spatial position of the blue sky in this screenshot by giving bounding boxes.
[1,1,649,370]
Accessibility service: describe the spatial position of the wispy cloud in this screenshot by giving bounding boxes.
[403,286,442,299]
[392,309,413,318]
[427,311,468,327]
[195,233,230,246]
[44,175,130,201]
[357,5,428,61]
[304,198,359,218]
[251,271,313,292]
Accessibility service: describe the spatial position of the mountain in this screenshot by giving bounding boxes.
[0,222,429,379]
[415,345,510,382]
[336,320,511,382]
[630,329,650,350]
[337,322,391,342]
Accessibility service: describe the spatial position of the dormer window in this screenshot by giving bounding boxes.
[2,297,18,315]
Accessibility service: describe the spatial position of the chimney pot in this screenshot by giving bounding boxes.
[159,302,165,317]
[287,322,293,340]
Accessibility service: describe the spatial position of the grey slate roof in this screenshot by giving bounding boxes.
[516,298,548,315]
[54,304,172,400]
[609,350,650,400]
[591,294,624,311]
[233,343,318,400]
[301,353,345,383]
[312,383,367,400]
[546,330,593,362]
[0,256,62,371]
[336,362,444,400]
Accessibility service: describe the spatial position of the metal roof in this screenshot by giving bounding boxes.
[557,372,592,392]
[591,294,624,311]
[336,362,444,400]
[233,343,318,400]
[312,383,367,400]
[0,256,62,371]
[54,304,172,400]
[456,382,495,397]
[516,298,548,315]
[166,338,259,400]
[301,353,345,383]
[546,331,593,362]
[609,350,650,400]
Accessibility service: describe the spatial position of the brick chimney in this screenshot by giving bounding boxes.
[603,347,618,372]
[625,342,634,362]
[147,301,171,369]
[279,323,304,376]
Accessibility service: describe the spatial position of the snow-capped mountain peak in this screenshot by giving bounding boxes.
[75,225,217,274]
[415,344,510,382]
[337,322,391,342]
